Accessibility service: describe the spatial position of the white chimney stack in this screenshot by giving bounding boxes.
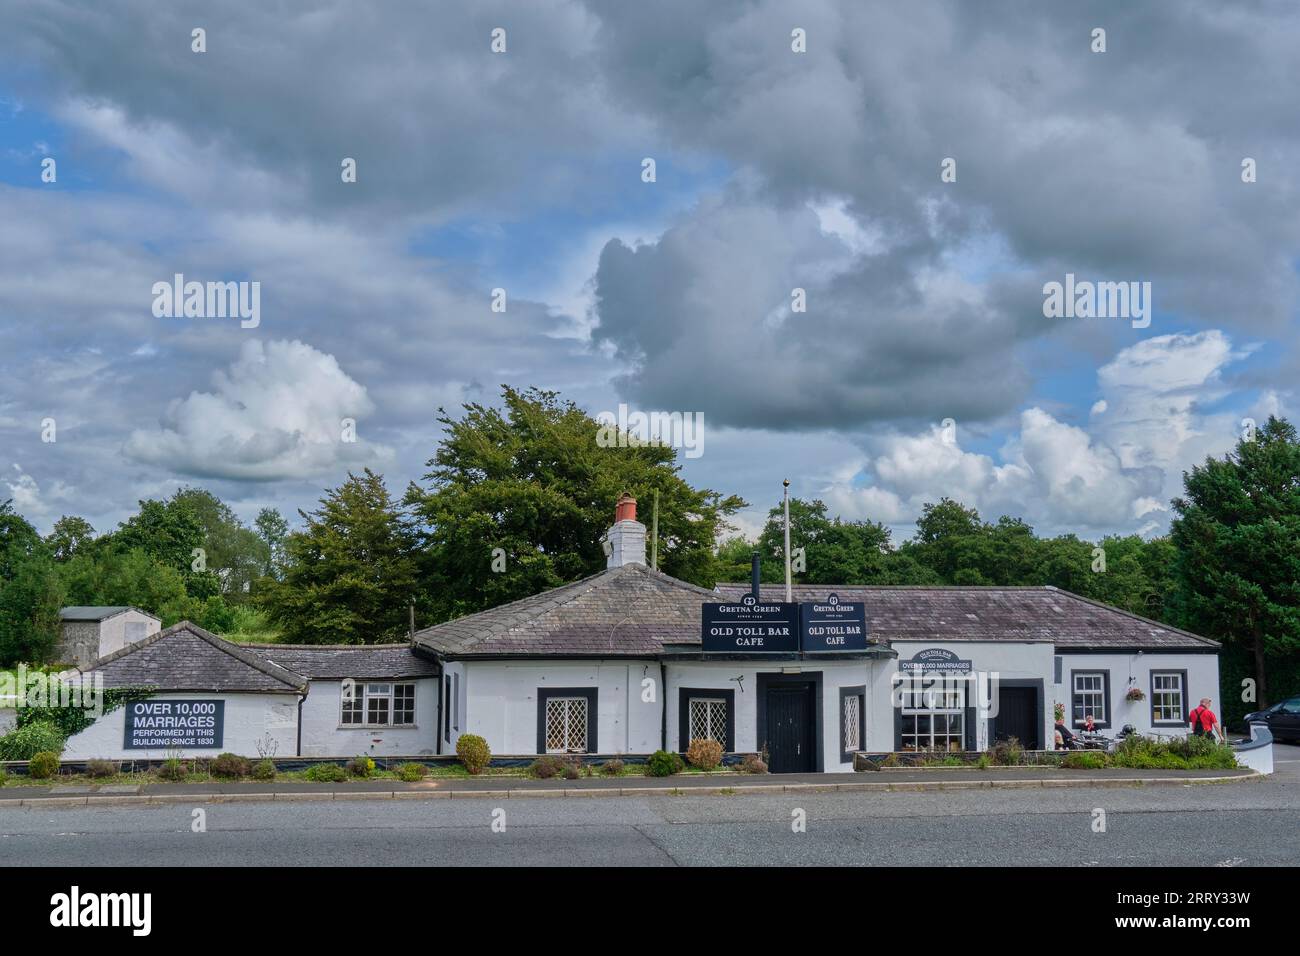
[603,493,647,569]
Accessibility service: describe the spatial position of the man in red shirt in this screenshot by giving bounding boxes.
[1188,698,1223,742]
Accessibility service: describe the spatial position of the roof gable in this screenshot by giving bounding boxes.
[413,563,717,658]
[80,622,308,692]
[60,606,160,623]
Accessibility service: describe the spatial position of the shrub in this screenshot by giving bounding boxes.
[455,734,491,775]
[251,759,276,781]
[975,753,991,769]
[646,750,684,777]
[600,758,625,776]
[397,763,428,782]
[1108,734,1236,770]
[735,753,768,774]
[528,755,566,779]
[29,751,61,779]
[989,736,1023,766]
[685,737,724,770]
[1062,751,1108,769]
[880,752,901,768]
[305,763,348,783]
[0,766,8,785]
[345,755,376,778]
[157,757,187,781]
[211,752,251,779]
[562,761,581,780]
[0,720,65,761]
[86,759,119,778]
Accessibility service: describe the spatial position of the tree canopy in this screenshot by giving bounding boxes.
[1169,415,1300,705]
[403,386,746,622]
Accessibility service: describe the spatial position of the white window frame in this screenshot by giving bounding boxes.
[897,674,965,752]
[1072,672,1107,726]
[1151,672,1185,725]
[340,681,416,727]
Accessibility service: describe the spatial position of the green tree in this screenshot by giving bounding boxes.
[170,488,268,600]
[254,507,290,578]
[404,387,745,621]
[0,501,64,664]
[755,498,893,584]
[58,547,195,626]
[114,495,220,599]
[714,535,758,583]
[1169,416,1300,707]
[259,469,418,644]
[44,515,96,562]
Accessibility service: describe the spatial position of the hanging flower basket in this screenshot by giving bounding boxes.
[1125,687,1146,702]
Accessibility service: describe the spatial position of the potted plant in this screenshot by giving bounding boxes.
[1053,702,1066,723]
[1125,686,1146,702]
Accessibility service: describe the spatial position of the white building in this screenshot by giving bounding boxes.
[57,497,1220,772]
[56,606,161,669]
[62,625,439,760]
[414,497,1221,772]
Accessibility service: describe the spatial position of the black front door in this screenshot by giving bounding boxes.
[766,683,815,773]
[994,687,1039,750]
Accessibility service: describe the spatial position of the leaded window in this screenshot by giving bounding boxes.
[688,697,728,746]
[843,693,861,752]
[545,696,589,753]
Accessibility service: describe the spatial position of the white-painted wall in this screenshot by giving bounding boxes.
[298,678,439,757]
[458,660,661,755]
[665,659,878,772]
[57,610,161,668]
[62,692,300,760]
[884,641,1057,752]
[1052,651,1221,739]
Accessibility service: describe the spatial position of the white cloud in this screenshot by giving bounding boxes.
[124,339,392,480]
[813,331,1255,538]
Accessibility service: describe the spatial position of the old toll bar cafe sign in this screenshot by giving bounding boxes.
[702,593,868,653]
[799,593,868,652]
[701,595,799,653]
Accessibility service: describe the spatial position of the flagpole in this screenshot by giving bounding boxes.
[783,478,792,602]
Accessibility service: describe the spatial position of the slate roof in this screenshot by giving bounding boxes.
[714,584,1218,651]
[413,563,721,658]
[78,623,308,692]
[59,606,159,622]
[249,644,441,680]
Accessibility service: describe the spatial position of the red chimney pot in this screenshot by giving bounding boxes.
[615,493,637,523]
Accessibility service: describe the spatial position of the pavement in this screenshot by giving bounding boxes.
[0,764,1257,806]
[0,745,1294,865]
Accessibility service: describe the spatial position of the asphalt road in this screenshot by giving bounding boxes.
[3,744,1297,866]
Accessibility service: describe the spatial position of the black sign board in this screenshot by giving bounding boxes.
[124,699,225,750]
[701,596,800,653]
[799,593,868,651]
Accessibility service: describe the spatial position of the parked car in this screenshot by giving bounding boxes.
[1244,696,1300,743]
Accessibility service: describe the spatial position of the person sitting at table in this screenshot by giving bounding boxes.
[1082,714,1097,734]
[1054,718,1077,750]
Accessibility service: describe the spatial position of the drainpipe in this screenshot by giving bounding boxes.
[296,693,305,756]
[659,661,668,752]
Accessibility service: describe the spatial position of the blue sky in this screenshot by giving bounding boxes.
[1,0,1297,547]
